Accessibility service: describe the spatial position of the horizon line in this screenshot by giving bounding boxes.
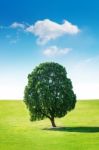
[0,99,99,101]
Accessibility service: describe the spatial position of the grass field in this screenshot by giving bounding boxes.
[0,100,99,150]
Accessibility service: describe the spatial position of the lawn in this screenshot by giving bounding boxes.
[0,100,99,150]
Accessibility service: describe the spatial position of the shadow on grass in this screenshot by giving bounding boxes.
[43,126,99,133]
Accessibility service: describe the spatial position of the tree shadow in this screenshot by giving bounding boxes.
[43,126,99,133]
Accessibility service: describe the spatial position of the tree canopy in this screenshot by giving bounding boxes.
[24,62,76,127]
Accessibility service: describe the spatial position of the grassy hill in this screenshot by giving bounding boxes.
[0,100,99,150]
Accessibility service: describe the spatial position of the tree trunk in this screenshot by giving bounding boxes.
[50,117,56,127]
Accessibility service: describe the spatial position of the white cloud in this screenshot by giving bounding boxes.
[43,45,71,57]
[10,22,25,29]
[26,19,80,45]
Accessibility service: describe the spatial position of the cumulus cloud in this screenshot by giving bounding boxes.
[43,45,71,57]
[26,19,80,45]
[10,22,25,29]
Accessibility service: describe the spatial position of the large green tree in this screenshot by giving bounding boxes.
[24,62,76,127]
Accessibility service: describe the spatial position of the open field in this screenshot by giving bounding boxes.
[0,100,99,150]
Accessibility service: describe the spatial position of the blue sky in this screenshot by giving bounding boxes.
[0,0,99,99]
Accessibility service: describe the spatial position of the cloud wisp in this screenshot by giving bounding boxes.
[10,22,25,29]
[43,45,71,57]
[26,19,80,45]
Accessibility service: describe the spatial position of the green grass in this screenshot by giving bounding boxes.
[0,100,99,150]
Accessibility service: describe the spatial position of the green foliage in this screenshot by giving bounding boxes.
[24,62,76,126]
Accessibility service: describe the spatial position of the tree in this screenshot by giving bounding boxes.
[24,62,76,127]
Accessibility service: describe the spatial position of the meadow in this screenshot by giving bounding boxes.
[0,100,99,150]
